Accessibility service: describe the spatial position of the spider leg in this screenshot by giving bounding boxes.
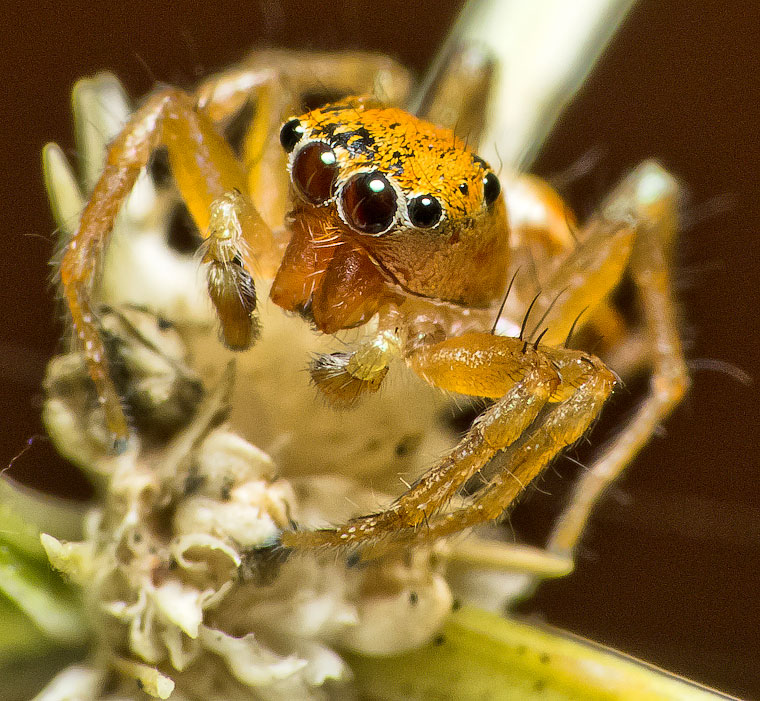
[504,173,629,350]
[60,87,270,449]
[282,335,615,554]
[520,216,636,346]
[548,161,688,557]
[360,348,615,559]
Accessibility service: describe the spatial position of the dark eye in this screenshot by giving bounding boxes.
[408,194,443,228]
[280,118,305,152]
[292,142,339,204]
[483,172,501,206]
[341,171,397,234]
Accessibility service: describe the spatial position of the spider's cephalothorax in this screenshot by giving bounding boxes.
[270,99,509,333]
[57,49,686,561]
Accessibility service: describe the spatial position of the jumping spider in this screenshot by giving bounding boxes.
[58,47,687,562]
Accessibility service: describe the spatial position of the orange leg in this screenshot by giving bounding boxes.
[60,87,271,450]
[548,162,688,557]
[505,173,631,351]
[368,349,615,555]
[281,334,615,556]
[519,217,635,347]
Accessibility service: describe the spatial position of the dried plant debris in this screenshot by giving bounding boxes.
[39,305,451,700]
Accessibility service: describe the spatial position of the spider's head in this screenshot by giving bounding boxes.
[270,98,510,333]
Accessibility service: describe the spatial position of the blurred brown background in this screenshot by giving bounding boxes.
[1,1,758,698]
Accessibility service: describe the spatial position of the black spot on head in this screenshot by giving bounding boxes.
[312,123,376,157]
[389,150,405,175]
[409,591,419,606]
[433,634,446,646]
[345,126,376,155]
[539,653,551,664]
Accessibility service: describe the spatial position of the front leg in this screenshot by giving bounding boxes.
[60,87,272,449]
[282,334,615,555]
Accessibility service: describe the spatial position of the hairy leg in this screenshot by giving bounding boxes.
[60,87,270,449]
[365,347,616,556]
[282,334,615,554]
[548,162,688,556]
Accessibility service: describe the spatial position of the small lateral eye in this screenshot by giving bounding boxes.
[342,171,397,234]
[292,142,339,204]
[483,172,501,206]
[408,194,443,228]
[280,118,305,152]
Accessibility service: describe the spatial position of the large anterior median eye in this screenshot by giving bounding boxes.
[292,142,339,204]
[341,171,397,234]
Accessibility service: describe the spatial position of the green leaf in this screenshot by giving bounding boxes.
[346,606,735,700]
[0,598,50,664]
[0,543,86,645]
